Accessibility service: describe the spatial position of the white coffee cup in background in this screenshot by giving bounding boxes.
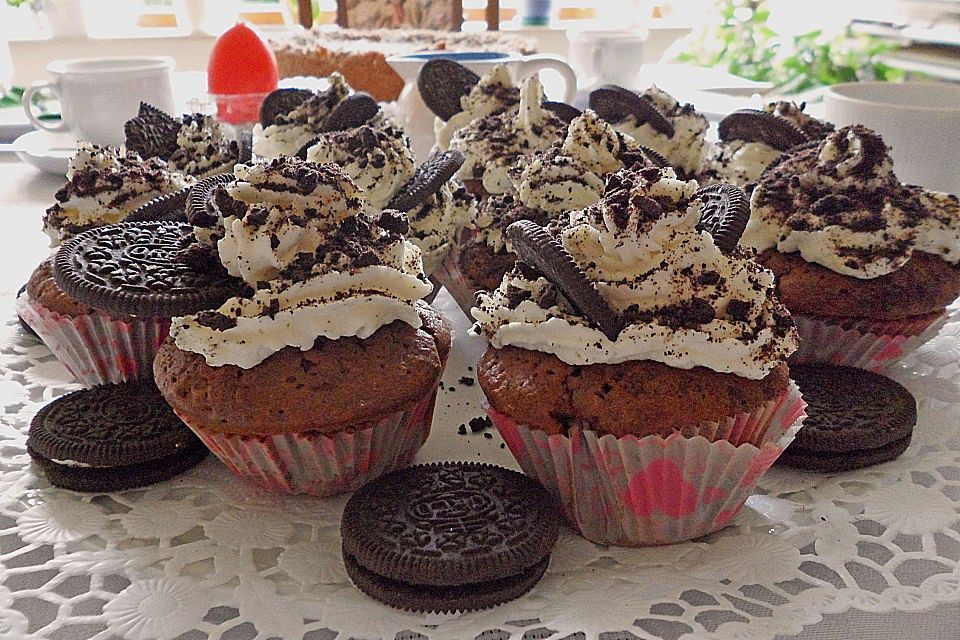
[824,81,960,195]
[567,29,647,90]
[22,56,176,147]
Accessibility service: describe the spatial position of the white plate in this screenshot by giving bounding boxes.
[11,129,79,175]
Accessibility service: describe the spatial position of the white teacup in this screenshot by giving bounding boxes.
[824,81,960,195]
[567,29,647,90]
[22,56,176,147]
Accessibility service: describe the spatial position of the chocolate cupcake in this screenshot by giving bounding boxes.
[155,156,449,495]
[474,166,804,545]
[591,84,709,179]
[744,124,960,370]
[700,101,834,188]
[44,143,194,245]
[436,109,660,316]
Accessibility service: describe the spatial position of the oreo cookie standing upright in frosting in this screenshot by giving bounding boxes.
[417,59,482,121]
[718,109,808,152]
[341,462,559,613]
[28,380,208,491]
[779,364,916,472]
[589,85,674,137]
[695,183,751,253]
[387,150,465,212]
[124,102,181,160]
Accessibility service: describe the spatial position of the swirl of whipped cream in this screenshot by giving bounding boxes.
[306,124,415,211]
[449,75,566,195]
[172,159,432,369]
[44,143,194,244]
[611,86,708,176]
[435,64,519,151]
[406,182,477,274]
[252,74,351,159]
[474,165,798,378]
[744,125,959,278]
[167,114,240,178]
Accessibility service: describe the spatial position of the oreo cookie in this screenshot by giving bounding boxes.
[125,185,193,223]
[589,85,674,137]
[779,364,916,472]
[507,220,624,341]
[28,380,208,492]
[387,150,465,212]
[321,92,380,132]
[695,183,750,253]
[544,101,581,123]
[341,462,559,613]
[53,221,243,317]
[417,59,481,121]
[259,88,314,128]
[187,173,236,227]
[718,110,808,152]
[124,102,180,160]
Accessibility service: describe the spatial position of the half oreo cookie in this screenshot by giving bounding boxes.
[53,221,243,317]
[124,102,180,160]
[387,150,465,212]
[779,364,916,472]
[695,183,750,253]
[341,462,559,613]
[321,92,380,132]
[28,380,208,492]
[258,88,314,128]
[417,59,481,121]
[718,110,808,152]
[589,85,674,137]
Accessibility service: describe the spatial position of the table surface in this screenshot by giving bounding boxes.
[1,155,959,640]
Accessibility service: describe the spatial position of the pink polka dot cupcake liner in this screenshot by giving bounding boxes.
[491,382,806,546]
[790,310,956,372]
[15,293,170,387]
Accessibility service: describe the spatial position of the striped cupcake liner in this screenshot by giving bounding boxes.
[790,310,955,372]
[14,293,170,387]
[491,382,806,546]
[432,241,480,320]
[185,387,439,497]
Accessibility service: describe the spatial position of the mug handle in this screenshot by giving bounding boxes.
[22,81,68,132]
[515,54,578,104]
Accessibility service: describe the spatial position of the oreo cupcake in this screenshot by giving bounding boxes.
[155,157,450,495]
[744,124,960,370]
[124,103,241,178]
[474,165,804,545]
[44,143,194,244]
[591,84,709,179]
[700,102,835,188]
[436,109,660,316]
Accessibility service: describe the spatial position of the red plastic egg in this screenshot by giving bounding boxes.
[208,23,279,123]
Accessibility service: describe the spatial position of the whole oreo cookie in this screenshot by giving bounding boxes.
[124,102,180,160]
[28,380,207,492]
[387,150,465,212]
[53,221,242,317]
[258,88,314,128]
[125,185,193,223]
[718,109,808,152]
[321,92,380,132]
[695,183,750,253]
[507,220,624,341]
[417,59,481,121]
[341,462,559,613]
[589,85,674,137]
[779,364,916,472]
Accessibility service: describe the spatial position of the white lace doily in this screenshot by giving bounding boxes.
[1,291,959,640]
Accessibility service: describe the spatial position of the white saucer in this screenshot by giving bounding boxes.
[11,129,78,175]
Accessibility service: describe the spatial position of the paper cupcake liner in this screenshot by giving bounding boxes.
[186,387,439,497]
[433,241,480,320]
[491,382,806,546]
[789,310,954,372]
[14,293,170,387]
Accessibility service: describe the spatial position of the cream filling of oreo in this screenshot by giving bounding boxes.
[474,170,796,379]
[172,263,431,369]
[49,458,97,468]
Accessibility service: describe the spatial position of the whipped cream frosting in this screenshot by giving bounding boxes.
[406,182,477,274]
[306,124,415,210]
[449,75,566,194]
[252,74,351,159]
[172,157,432,369]
[167,114,240,178]
[474,165,798,378]
[612,86,708,176]
[703,102,834,187]
[44,143,194,244]
[744,125,960,279]
[434,64,519,151]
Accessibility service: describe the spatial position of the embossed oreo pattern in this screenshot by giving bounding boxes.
[695,183,750,253]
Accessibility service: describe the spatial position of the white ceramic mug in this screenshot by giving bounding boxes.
[824,81,960,195]
[567,29,647,89]
[22,56,176,146]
